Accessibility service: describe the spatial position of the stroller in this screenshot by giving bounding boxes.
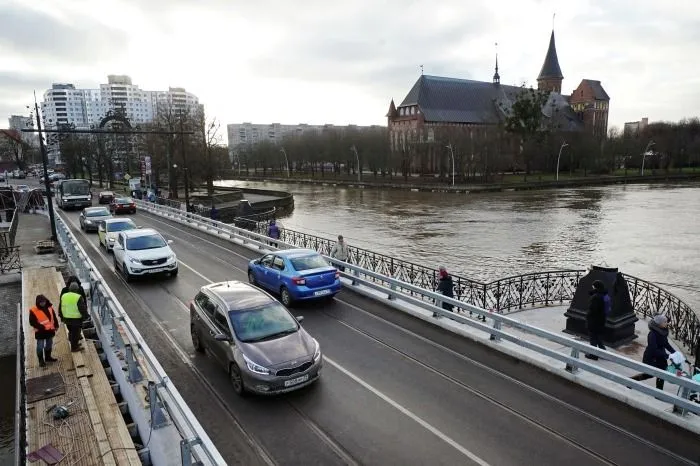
[666,352,700,403]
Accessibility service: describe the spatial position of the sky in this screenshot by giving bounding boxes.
[1,0,699,134]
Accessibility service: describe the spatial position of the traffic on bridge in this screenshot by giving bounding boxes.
[56,205,700,466]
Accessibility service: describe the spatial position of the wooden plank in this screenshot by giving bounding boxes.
[85,343,142,465]
[80,376,117,465]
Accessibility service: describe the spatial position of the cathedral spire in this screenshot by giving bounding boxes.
[493,42,500,84]
[537,30,563,93]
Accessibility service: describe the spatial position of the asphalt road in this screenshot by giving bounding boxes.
[57,206,700,466]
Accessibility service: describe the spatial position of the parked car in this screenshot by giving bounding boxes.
[79,206,112,232]
[247,249,341,306]
[189,281,322,395]
[113,228,177,280]
[98,191,115,204]
[98,218,137,251]
[110,196,136,214]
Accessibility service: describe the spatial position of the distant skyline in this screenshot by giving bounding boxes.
[1,0,699,131]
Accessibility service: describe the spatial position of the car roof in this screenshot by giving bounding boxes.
[274,248,318,258]
[204,281,277,310]
[104,217,135,225]
[84,206,110,212]
[120,228,159,238]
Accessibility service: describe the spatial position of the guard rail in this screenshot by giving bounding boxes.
[54,209,226,466]
[133,199,700,417]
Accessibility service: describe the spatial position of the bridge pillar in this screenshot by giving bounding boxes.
[563,265,638,348]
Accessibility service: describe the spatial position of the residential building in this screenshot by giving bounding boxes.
[624,117,649,136]
[40,76,202,164]
[8,115,38,147]
[387,29,611,158]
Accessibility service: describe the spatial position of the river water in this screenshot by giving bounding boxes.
[223,180,700,309]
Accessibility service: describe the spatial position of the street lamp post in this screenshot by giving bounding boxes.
[641,140,655,176]
[350,145,361,182]
[445,144,455,186]
[556,142,569,181]
[179,116,190,209]
[34,93,57,240]
[279,148,290,178]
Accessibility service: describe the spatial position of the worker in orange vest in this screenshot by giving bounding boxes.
[29,294,59,367]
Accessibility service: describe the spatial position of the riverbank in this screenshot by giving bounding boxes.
[223,170,700,193]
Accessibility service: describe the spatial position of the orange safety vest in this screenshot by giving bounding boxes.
[30,306,56,332]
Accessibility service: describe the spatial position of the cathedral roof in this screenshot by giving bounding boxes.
[537,30,564,80]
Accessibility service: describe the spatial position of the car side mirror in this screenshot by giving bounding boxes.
[296,316,304,323]
[214,333,231,342]
[137,225,143,229]
[167,239,173,244]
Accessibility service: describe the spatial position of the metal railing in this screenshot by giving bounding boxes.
[54,209,226,466]
[0,246,21,273]
[133,199,700,416]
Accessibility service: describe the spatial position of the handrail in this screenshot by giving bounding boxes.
[53,209,226,466]
[134,198,700,416]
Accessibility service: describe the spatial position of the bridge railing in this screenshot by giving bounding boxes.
[132,199,700,417]
[54,209,226,466]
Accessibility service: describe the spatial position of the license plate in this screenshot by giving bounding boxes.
[147,267,167,273]
[313,289,332,296]
[284,374,309,387]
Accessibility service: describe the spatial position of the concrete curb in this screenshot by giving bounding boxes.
[140,207,700,436]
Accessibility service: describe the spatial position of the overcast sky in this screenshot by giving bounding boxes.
[1,0,699,133]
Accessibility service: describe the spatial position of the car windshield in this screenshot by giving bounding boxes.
[115,198,131,204]
[107,221,136,232]
[126,234,166,250]
[101,192,114,196]
[228,303,299,343]
[290,254,329,271]
[85,208,110,217]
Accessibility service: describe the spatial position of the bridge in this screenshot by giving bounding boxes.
[10,187,700,465]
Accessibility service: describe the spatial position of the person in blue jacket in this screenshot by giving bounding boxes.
[631,314,675,390]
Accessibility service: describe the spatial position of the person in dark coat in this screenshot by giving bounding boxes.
[267,220,280,248]
[434,266,455,317]
[631,314,675,390]
[28,294,59,367]
[59,282,89,352]
[585,280,608,360]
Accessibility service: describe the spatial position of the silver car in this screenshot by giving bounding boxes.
[79,206,112,232]
[190,281,322,395]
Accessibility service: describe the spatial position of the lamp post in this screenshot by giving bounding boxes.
[641,140,655,176]
[33,93,57,240]
[173,164,189,210]
[279,148,290,178]
[556,142,569,181]
[445,144,455,186]
[178,115,190,209]
[350,145,361,182]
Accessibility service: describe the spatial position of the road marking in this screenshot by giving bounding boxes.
[324,356,491,466]
[177,259,214,284]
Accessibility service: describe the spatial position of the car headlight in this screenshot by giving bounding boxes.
[166,254,175,261]
[313,339,321,361]
[243,354,271,375]
[129,257,141,264]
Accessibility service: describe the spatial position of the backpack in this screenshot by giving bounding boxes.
[603,294,612,316]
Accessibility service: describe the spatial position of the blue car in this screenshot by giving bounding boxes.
[247,249,341,306]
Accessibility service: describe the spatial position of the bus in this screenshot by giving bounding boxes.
[56,179,92,210]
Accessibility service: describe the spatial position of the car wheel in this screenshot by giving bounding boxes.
[280,286,293,307]
[113,255,118,271]
[122,263,132,282]
[190,325,205,353]
[229,363,246,396]
[248,270,256,286]
[170,268,178,277]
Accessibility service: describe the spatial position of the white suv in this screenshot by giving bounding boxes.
[113,228,178,281]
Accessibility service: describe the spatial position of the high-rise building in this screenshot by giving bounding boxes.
[40,76,202,164]
[7,115,38,147]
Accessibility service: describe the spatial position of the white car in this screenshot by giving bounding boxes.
[113,228,178,281]
[98,218,138,251]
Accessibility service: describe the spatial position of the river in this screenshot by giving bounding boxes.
[223,180,700,309]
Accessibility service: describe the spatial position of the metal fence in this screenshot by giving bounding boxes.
[54,209,226,466]
[132,199,700,416]
[0,246,21,273]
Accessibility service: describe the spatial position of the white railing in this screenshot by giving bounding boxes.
[133,199,700,417]
[54,209,227,466]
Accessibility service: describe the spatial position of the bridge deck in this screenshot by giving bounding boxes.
[22,267,141,465]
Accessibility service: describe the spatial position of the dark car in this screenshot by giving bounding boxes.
[189,281,322,396]
[98,191,115,204]
[110,196,136,214]
[248,249,341,306]
[79,206,112,232]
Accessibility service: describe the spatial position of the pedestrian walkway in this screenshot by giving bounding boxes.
[22,267,141,465]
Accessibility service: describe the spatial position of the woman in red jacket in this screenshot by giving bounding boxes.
[29,294,59,367]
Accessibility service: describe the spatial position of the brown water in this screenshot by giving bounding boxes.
[225,180,700,309]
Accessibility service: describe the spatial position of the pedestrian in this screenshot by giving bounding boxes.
[59,282,88,352]
[585,280,609,360]
[61,275,86,302]
[29,294,59,367]
[434,266,455,317]
[267,219,280,247]
[210,204,219,221]
[330,235,349,271]
[630,314,676,390]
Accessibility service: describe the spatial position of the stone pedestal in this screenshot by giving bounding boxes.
[563,265,638,348]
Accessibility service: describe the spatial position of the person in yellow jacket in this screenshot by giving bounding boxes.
[59,282,88,352]
[29,294,59,367]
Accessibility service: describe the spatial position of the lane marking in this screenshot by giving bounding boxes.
[324,356,490,466]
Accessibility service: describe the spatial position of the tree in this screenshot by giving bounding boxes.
[501,86,551,175]
[196,111,223,196]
